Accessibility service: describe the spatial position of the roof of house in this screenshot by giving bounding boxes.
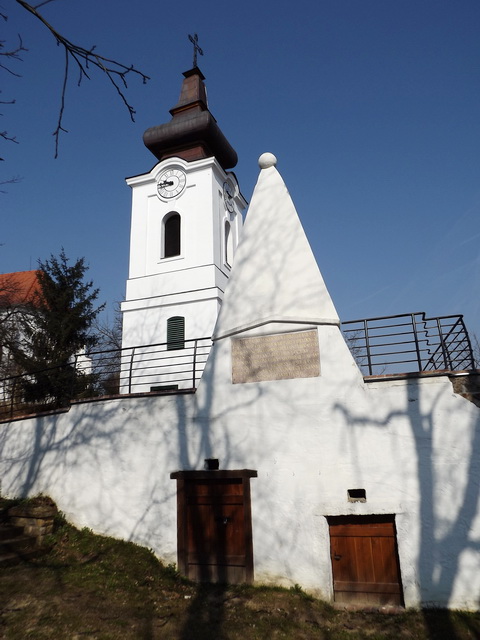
[0,270,42,308]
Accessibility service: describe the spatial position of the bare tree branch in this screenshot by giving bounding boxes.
[0,175,22,193]
[34,1,56,8]
[0,1,150,162]
[94,301,123,351]
[0,130,18,144]
[14,0,150,157]
[0,131,18,148]
[0,122,19,162]
[1,86,19,161]
[0,34,28,75]
[53,47,69,155]
[0,22,26,162]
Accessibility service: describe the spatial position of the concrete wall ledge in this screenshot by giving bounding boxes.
[364,369,478,383]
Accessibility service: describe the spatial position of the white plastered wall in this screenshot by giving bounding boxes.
[122,156,245,350]
[192,323,480,609]
[1,339,478,609]
[120,157,245,390]
[2,156,478,610]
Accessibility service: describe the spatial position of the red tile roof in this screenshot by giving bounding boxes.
[0,270,42,308]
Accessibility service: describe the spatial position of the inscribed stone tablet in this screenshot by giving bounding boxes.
[232,330,320,384]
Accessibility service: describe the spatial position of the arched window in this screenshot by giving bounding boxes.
[167,316,185,350]
[225,220,233,267]
[163,212,181,258]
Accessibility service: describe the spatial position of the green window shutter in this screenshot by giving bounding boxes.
[167,316,185,350]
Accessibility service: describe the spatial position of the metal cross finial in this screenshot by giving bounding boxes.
[188,33,204,68]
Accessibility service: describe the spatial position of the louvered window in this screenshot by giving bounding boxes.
[167,316,185,350]
[164,212,181,258]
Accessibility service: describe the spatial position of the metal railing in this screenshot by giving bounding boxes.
[341,312,475,376]
[0,313,476,420]
[0,337,212,421]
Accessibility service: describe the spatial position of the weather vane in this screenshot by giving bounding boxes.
[188,33,204,68]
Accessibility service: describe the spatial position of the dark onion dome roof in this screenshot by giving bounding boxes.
[143,67,238,170]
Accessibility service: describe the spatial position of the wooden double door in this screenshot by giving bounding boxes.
[328,515,403,606]
[171,470,257,584]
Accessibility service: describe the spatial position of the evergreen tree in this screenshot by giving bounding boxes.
[14,250,105,407]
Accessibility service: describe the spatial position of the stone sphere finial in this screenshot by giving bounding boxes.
[258,152,277,169]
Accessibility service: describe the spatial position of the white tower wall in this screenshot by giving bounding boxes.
[121,156,245,392]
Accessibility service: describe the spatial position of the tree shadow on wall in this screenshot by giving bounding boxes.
[334,375,480,635]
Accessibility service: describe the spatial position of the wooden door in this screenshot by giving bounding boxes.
[171,470,256,584]
[328,515,403,606]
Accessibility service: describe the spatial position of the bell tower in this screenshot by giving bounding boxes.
[121,66,246,390]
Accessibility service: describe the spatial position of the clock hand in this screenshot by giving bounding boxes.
[158,180,174,188]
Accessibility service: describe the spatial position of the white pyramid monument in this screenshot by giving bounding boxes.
[213,153,339,340]
[197,152,362,403]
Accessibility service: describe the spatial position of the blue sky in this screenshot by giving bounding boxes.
[2,0,480,338]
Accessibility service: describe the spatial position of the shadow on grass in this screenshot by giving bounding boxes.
[179,583,229,640]
[422,608,480,640]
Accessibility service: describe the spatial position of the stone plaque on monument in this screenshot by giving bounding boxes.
[231,329,320,384]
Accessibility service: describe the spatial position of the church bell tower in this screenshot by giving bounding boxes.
[121,65,246,390]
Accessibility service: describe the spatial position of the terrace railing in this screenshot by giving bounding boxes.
[0,337,212,421]
[341,312,475,376]
[0,313,476,421]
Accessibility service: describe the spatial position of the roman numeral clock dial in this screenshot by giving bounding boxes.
[157,168,187,199]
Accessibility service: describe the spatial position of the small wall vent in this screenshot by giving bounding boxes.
[348,488,366,503]
[204,458,219,470]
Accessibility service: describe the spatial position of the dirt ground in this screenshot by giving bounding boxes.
[0,521,479,640]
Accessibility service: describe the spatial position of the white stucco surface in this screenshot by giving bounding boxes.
[1,370,478,609]
[122,156,245,352]
[213,158,339,340]
[1,158,479,611]
[120,156,245,391]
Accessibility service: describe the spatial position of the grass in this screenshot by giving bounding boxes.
[0,518,479,639]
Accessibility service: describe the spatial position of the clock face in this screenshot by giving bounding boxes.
[223,181,235,213]
[157,168,187,199]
